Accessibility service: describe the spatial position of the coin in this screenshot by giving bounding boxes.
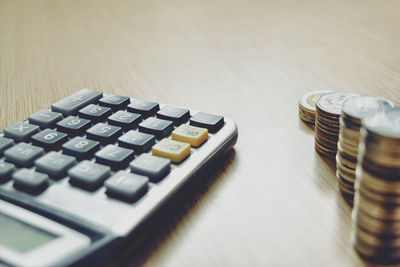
[316,92,358,116]
[298,90,333,123]
[362,106,400,139]
[342,96,392,126]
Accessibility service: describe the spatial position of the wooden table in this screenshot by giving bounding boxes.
[1,0,400,266]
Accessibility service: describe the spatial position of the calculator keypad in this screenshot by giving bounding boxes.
[1,89,227,206]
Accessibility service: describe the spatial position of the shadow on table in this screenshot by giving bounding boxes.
[111,149,237,266]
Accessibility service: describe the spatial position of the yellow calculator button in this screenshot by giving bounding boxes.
[152,138,191,163]
[172,124,208,147]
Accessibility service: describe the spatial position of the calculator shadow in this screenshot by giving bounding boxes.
[112,149,237,266]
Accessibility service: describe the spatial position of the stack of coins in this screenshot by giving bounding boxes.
[298,90,333,124]
[337,96,392,203]
[314,92,357,160]
[352,107,400,264]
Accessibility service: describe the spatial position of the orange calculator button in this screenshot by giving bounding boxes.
[152,138,191,163]
[172,124,208,147]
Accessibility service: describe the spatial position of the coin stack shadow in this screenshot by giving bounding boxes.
[352,108,400,264]
[337,97,392,204]
[315,93,356,160]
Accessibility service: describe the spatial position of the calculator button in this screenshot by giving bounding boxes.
[56,116,91,136]
[105,171,148,202]
[95,145,135,171]
[152,138,191,163]
[130,154,170,182]
[68,160,111,189]
[62,137,100,160]
[4,143,44,167]
[172,124,208,147]
[3,122,40,142]
[13,169,48,193]
[86,123,122,145]
[78,104,112,123]
[118,131,155,154]
[51,89,103,116]
[99,94,130,111]
[108,111,142,131]
[29,110,63,129]
[127,99,160,118]
[157,106,190,125]
[138,118,174,139]
[31,129,68,151]
[35,152,76,178]
[0,161,15,182]
[190,112,224,133]
[0,137,15,157]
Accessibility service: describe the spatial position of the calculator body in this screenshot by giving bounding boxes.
[0,90,238,266]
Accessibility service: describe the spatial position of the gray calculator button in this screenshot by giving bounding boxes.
[138,117,174,139]
[68,160,111,189]
[13,169,48,193]
[0,161,15,182]
[4,143,44,167]
[118,130,155,154]
[62,137,100,160]
[3,122,40,142]
[86,123,122,145]
[105,171,148,201]
[0,137,15,157]
[35,152,76,178]
[31,129,68,151]
[29,110,63,129]
[51,89,103,116]
[130,154,170,182]
[95,145,134,171]
[190,112,224,133]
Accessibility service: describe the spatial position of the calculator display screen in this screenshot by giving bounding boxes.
[0,213,58,253]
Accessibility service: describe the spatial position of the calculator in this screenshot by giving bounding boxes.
[0,89,238,266]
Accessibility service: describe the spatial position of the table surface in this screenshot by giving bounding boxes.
[1,0,400,266]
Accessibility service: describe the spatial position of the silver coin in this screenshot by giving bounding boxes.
[342,96,392,122]
[362,106,400,139]
[317,92,358,116]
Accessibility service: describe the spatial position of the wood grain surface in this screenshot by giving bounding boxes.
[1,0,400,266]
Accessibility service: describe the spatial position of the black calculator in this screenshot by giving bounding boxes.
[0,89,238,266]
